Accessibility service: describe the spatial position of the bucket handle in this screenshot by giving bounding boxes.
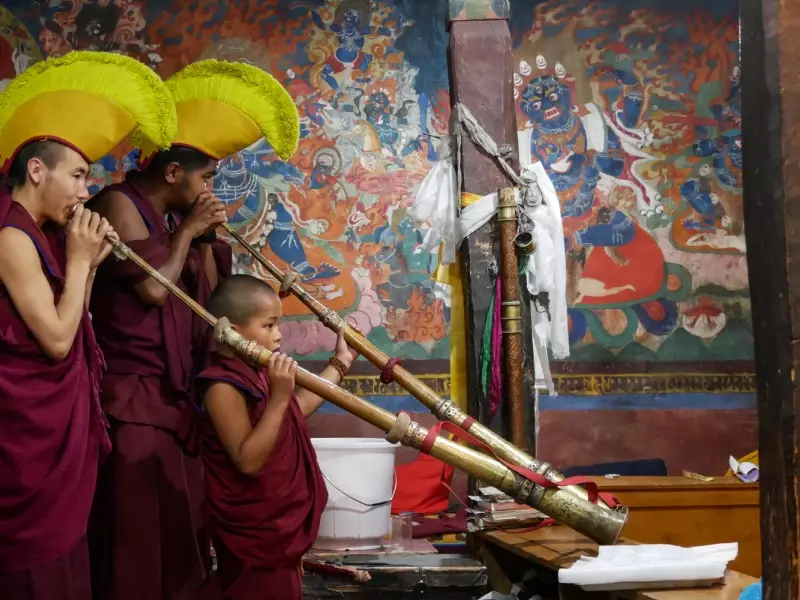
[320,469,398,508]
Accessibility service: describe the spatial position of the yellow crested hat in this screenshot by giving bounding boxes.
[0,51,176,174]
[136,59,300,165]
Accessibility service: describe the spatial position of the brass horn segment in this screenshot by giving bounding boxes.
[514,230,536,256]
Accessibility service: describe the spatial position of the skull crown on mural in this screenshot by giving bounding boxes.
[0,0,750,364]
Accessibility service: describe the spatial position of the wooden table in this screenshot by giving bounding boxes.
[474,527,758,600]
[619,571,756,599]
[589,476,760,577]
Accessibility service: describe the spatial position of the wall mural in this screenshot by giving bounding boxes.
[0,0,452,370]
[511,0,750,366]
[0,0,751,397]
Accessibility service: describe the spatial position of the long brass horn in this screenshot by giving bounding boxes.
[106,236,628,545]
[220,223,613,511]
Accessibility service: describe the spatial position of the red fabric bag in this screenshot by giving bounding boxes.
[391,452,454,515]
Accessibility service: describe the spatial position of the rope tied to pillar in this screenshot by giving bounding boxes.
[453,102,544,208]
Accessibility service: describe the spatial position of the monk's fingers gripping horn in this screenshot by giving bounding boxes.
[385,411,412,444]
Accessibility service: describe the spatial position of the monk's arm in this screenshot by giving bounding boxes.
[0,229,89,361]
[295,364,342,417]
[205,381,293,477]
[297,331,358,417]
[92,190,194,306]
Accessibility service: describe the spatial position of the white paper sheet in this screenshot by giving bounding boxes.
[558,543,738,588]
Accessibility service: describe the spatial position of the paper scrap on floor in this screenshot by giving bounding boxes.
[558,543,738,591]
[729,455,759,482]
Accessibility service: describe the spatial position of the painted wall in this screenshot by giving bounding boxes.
[509,0,754,473]
[0,0,755,475]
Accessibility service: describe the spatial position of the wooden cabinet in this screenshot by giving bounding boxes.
[588,476,760,577]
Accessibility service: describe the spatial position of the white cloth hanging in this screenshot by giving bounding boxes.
[407,157,459,264]
[450,165,567,393]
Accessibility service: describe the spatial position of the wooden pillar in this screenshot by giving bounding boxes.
[448,0,536,451]
[740,1,800,597]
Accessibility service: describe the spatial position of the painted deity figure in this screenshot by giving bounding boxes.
[286,147,351,242]
[676,66,744,253]
[365,209,434,308]
[265,195,340,282]
[312,2,390,90]
[693,66,742,191]
[516,55,689,345]
[212,147,339,283]
[680,163,729,233]
[351,87,414,155]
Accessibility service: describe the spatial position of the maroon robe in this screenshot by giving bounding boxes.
[87,172,232,600]
[194,353,327,600]
[0,192,110,599]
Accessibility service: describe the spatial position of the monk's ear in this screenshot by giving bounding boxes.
[164,162,181,184]
[27,157,46,185]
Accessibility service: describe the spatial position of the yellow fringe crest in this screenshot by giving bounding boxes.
[137,59,299,161]
[0,51,176,151]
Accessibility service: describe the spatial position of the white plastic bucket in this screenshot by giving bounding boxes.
[311,438,397,551]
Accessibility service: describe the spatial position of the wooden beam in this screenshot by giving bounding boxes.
[448,0,537,451]
[740,0,800,597]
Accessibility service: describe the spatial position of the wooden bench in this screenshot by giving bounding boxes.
[474,526,757,599]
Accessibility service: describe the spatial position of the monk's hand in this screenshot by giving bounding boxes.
[91,227,119,271]
[181,192,228,239]
[67,205,108,268]
[267,352,297,401]
[334,328,360,368]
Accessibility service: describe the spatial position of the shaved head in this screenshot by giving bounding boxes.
[8,140,68,189]
[206,274,278,326]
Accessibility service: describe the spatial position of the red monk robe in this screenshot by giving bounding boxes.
[87,172,232,600]
[0,195,111,599]
[194,352,327,600]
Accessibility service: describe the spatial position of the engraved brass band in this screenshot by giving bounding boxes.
[501,300,523,334]
[496,205,517,222]
[497,189,518,222]
[217,223,616,512]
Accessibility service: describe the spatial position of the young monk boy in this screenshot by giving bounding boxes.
[195,274,359,600]
[0,51,176,600]
[87,59,301,600]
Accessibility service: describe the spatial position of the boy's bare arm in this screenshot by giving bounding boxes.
[205,381,292,477]
[296,330,359,418]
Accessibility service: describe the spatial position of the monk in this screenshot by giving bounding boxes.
[0,51,178,600]
[88,57,304,600]
[195,275,359,600]
[86,145,232,600]
[0,141,115,600]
